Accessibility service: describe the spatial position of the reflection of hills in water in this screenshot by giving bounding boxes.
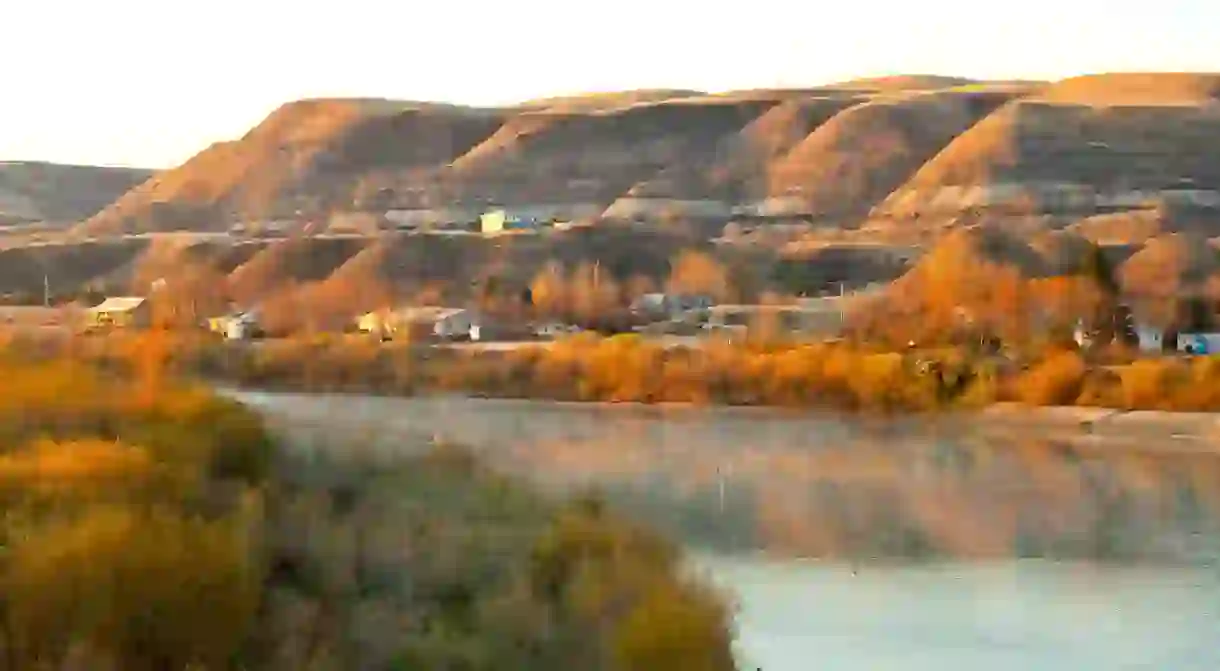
[240,393,1220,564]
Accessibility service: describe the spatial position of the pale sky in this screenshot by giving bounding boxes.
[4,0,1217,168]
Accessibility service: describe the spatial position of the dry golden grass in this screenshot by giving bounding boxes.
[517,89,705,111]
[828,75,980,92]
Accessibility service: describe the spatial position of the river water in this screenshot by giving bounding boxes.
[231,391,1220,670]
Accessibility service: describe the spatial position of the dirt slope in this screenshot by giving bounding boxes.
[1118,232,1220,296]
[226,237,370,305]
[618,96,861,206]
[764,89,1017,220]
[78,100,504,235]
[876,74,1220,223]
[447,97,776,213]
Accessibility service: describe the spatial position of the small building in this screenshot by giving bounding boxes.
[1177,332,1220,355]
[86,297,149,329]
[356,310,389,337]
[629,293,715,321]
[1136,324,1164,352]
[1082,321,1170,353]
[480,209,537,235]
[705,303,845,339]
[357,306,481,341]
[208,310,262,340]
[432,308,479,340]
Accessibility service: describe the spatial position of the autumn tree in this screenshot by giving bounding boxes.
[667,250,732,302]
[530,262,567,318]
[568,262,621,323]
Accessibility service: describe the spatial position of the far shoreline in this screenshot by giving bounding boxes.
[218,382,1220,447]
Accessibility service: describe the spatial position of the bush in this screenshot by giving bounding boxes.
[1013,351,1087,406]
[1120,359,1186,409]
[3,507,260,671]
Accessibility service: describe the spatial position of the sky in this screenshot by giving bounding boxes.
[4,0,1218,168]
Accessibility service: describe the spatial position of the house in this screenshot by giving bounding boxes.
[86,297,149,329]
[356,310,389,337]
[1177,332,1220,355]
[480,209,537,235]
[357,306,481,341]
[1135,324,1165,352]
[208,310,262,340]
[705,304,845,339]
[629,293,715,321]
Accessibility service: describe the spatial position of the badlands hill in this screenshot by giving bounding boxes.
[77,76,1054,236]
[0,162,152,226]
[80,73,1220,243]
[7,72,1220,317]
[874,74,1220,231]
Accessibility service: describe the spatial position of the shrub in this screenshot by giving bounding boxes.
[3,506,261,671]
[1119,359,1186,409]
[1014,351,1087,406]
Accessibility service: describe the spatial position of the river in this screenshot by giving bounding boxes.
[230,391,1220,670]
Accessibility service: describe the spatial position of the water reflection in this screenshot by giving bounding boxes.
[695,555,1220,671]
[238,392,1220,564]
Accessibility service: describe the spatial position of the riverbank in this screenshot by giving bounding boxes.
[970,403,1220,448]
[30,328,1220,423]
[226,380,1220,451]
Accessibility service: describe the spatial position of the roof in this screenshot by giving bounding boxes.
[382,306,469,323]
[220,310,260,323]
[89,297,146,313]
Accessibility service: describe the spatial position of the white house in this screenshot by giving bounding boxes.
[1177,332,1220,355]
[1135,324,1164,353]
[356,306,480,341]
[431,308,479,340]
[629,293,714,320]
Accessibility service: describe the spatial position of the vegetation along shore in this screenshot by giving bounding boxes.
[47,328,1220,417]
[0,345,736,670]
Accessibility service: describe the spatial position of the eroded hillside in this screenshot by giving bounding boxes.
[72,74,1220,245]
[873,74,1220,233]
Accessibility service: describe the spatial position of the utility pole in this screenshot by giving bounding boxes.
[43,273,49,308]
